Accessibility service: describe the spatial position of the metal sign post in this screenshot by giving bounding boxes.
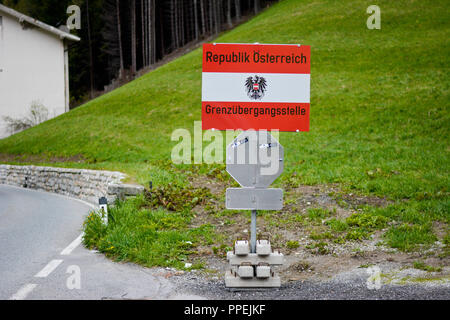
[225,131,284,288]
[250,209,257,253]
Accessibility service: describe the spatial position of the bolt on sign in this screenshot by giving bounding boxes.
[202,43,311,132]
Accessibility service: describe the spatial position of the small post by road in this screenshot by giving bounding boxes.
[99,197,108,225]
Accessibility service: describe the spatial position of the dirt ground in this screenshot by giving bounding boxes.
[187,174,449,283]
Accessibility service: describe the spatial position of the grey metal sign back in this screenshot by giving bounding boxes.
[226,188,283,210]
[226,131,284,188]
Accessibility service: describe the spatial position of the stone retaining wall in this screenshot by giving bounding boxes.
[0,165,144,205]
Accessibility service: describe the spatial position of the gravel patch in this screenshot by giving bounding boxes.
[165,264,450,300]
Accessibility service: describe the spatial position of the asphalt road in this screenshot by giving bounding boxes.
[0,185,90,299]
[0,185,203,300]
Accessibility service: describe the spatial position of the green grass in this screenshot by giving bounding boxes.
[83,195,215,269]
[1,0,449,261]
[326,218,349,232]
[385,223,437,251]
[286,240,300,249]
[412,260,442,272]
[307,208,333,222]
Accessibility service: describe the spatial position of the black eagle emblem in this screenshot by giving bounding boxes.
[245,75,267,100]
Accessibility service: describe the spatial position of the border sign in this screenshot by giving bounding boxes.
[202,43,310,132]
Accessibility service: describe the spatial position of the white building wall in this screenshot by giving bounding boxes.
[0,13,66,138]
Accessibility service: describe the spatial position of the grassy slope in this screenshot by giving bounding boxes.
[1,0,449,252]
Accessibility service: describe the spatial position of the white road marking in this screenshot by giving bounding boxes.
[34,259,63,278]
[61,233,84,255]
[9,283,37,300]
[0,185,95,300]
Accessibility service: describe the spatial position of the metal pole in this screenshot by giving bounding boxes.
[250,209,257,253]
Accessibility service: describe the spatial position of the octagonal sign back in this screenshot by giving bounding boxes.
[226,131,284,188]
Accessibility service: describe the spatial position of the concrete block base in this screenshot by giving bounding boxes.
[225,270,281,288]
[226,251,284,265]
[225,239,283,288]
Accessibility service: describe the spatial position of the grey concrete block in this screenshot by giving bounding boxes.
[237,265,254,278]
[256,265,271,279]
[256,240,271,256]
[225,270,281,288]
[107,183,144,196]
[227,252,284,266]
[234,240,250,256]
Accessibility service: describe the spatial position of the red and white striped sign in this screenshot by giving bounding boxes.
[202,43,310,132]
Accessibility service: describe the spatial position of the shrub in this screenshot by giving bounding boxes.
[2,101,48,134]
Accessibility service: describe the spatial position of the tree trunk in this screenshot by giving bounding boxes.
[254,0,260,15]
[116,0,124,78]
[211,0,219,34]
[180,0,184,46]
[235,0,241,22]
[86,0,94,98]
[147,0,151,65]
[160,2,165,56]
[214,0,219,35]
[227,0,232,28]
[174,0,179,49]
[194,0,199,41]
[130,0,137,74]
[199,0,206,35]
[141,0,146,68]
[146,0,150,66]
[170,0,176,50]
[209,0,213,35]
[151,0,156,64]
